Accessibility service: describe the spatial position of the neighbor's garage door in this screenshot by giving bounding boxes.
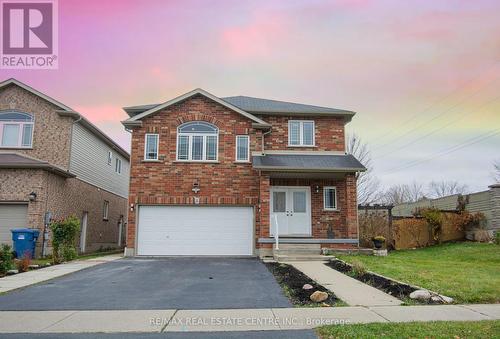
[0,204,28,245]
[137,206,253,256]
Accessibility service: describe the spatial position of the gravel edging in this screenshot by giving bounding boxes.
[325,258,453,304]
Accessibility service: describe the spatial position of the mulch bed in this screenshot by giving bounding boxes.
[265,262,341,307]
[325,259,440,304]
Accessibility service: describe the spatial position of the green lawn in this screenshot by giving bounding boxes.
[336,242,500,304]
[317,320,500,339]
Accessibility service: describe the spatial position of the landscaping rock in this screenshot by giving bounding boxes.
[409,289,431,300]
[310,291,329,303]
[302,283,313,290]
[431,295,454,303]
[6,269,18,275]
[28,264,40,269]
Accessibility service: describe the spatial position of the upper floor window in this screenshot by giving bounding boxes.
[107,151,112,165]
[0,111,34,148]
[144,133,159,160]
[288,120,315,146]
[177,122,218,161]
[235,135,250,162]
[115,158,122,174]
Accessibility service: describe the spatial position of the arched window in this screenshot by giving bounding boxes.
[0,111,34,148]
[177,121,218,161]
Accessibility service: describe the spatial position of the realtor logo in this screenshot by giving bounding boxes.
[1,0,58,69]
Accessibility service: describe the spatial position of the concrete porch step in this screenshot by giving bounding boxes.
[275,254,329,262]
[274,249,322,255]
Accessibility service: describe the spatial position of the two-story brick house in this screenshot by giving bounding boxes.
[122,89,365,257]
[0,78,130,255]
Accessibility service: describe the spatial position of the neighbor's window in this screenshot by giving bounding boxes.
[115,158,122,174]
[103,200,109,220]
[0,111,34,148]
[288,120,315,146]
[324,187,337,210]
[235,135,249,162]
[107,151,112,165]
[144,134,159,160]
[177,122,218,161]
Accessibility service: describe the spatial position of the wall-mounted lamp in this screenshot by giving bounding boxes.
[315,186,320,193]
[28,191,37,202]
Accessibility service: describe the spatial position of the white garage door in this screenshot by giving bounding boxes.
[0,204,28,245]
[137,206,254,256]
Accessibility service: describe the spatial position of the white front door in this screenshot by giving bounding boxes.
[270,186,311,236]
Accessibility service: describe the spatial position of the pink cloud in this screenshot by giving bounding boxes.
[219,13,291,58]
[73,105,128,124]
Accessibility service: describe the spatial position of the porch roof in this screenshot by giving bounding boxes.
[252,154,366,172]
[0,153,75,178]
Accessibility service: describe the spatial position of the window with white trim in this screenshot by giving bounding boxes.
[144,134,159,160]
[107,151,112,165]
[103,200,109,220]
[0,111,34,148]
[177,122,218,161]
[288,120,315,146]
[115,158,122,174]
[235,135,249,162]
[323,187,337,210]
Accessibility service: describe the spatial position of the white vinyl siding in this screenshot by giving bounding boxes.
[235,135,249,162]
[144,134,159,160]
[288,120,315,146]
[69,123,129,198]
[324,186,337,210]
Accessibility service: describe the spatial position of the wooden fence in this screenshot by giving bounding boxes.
[392,213,464,249]
[358,206,465,249]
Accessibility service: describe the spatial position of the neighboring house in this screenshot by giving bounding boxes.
[0,78,129,255]
[122,89,365,257]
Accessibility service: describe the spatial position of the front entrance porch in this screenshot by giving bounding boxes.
[257,173,360,259]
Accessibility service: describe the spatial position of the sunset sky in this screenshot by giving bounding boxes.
[2,0,499,192]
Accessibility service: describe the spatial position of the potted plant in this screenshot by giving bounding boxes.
[372,236,385,249]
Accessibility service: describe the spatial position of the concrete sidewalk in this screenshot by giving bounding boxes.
[0,304,498,333]
[0,255,122,294]
[288,261,402,306]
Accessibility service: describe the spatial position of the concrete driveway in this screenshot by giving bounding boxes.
[0,257,291,310]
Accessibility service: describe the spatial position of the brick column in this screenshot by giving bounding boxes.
[125,195,136,256]
[258,174,271,253]
[489,184,500,232]
[345,173,358,240]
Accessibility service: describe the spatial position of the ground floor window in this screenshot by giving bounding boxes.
[103,200,109,220]
[323,186,337,210]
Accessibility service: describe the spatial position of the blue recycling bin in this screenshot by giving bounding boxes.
[11,228,40,259]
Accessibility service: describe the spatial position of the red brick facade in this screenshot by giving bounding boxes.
[127,94,359,255]
[257,115,345,152]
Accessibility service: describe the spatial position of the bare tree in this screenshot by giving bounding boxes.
[379,181,425,205]
[494,160,500,183]
[346,133,380,205]
[428,180,469,198]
